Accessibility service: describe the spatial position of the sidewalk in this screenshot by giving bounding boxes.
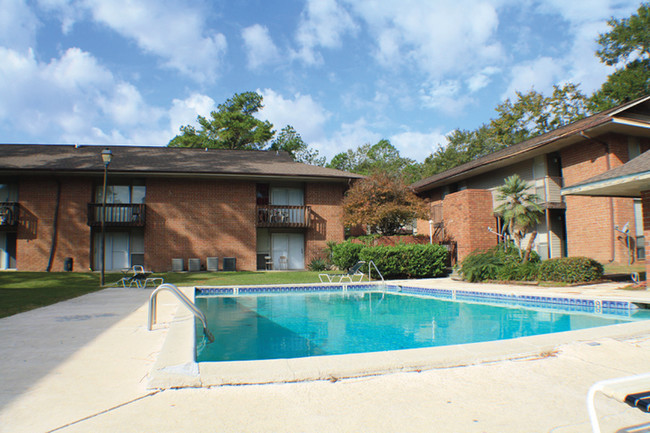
[1,279,649,432]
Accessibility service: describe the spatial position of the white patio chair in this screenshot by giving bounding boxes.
[587,372,650,433]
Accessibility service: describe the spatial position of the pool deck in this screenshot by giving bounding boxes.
[2,278,650,432]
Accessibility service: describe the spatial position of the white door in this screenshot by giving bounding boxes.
[288,233,304,269]
[110,232,129,270]
[95,232,130,270]
[271,233,304,270]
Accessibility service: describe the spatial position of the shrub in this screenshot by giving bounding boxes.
[460,244,541,282]
[308,258,329,272]
[459,250,503,282]
[331,242,364,270]
[402,244,448,278]
[496,261,540,282]
[359,244,447,279]
[538,257,603,283]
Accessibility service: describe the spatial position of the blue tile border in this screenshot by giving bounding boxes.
[195,283,638,317]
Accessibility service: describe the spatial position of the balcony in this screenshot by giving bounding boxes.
[256,205,311,228]
[0,202,18,230]
[87,203,145,227]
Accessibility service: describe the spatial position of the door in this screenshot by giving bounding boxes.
[0,232,17,270]
[271,233,304,270]
[109,232,129,270]
[94,232,130,270]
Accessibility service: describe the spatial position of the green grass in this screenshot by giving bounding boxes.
[0,272,102,319]
[0,270,342,318]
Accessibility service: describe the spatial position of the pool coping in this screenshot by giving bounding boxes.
[147,282,650,389]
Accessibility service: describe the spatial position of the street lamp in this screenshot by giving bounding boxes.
[100,148,113,286]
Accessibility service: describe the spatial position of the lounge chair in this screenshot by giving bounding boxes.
[115,265,164,288]
[319,261,366,283]
[587,372,650,433]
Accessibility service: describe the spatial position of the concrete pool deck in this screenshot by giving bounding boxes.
[1,278,650,432]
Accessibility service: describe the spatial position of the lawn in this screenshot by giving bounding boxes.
[0,270,339,318]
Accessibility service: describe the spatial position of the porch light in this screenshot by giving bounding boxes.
[101,148,113,167]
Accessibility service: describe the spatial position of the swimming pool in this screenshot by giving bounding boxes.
[194,284,650,363]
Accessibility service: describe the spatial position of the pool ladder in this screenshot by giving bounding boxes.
[366,260,386,291]
[148,283,215,343]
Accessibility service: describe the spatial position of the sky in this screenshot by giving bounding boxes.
[0,0,643,162]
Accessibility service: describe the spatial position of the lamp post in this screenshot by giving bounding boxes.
[100,148,112,286]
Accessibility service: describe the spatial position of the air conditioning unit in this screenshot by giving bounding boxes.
[206,257,219,272]
[188,258,201,272]
[171,258,184,272]
[223,257,236,272]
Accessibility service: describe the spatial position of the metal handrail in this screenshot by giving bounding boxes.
[148,283,214,343]
[366,260,385,288]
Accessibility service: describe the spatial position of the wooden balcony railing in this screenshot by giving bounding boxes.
[0,202,18,229]
[87,203,146,227]
[256,205,311,228]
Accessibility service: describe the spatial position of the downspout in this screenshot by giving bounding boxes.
[46,179,62,272]
[580,132,615,262]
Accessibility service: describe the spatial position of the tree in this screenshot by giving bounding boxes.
[419,85,589,179]
[494,175,544,262]
[342,173,428,235]
[328,139,421,182]
[269,125,326,166]
[590,3,650,110]
[169,91,275,149]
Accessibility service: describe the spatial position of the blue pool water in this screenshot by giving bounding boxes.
[195,290,650,362]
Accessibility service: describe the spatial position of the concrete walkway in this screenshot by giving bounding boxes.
[1,279,650,432]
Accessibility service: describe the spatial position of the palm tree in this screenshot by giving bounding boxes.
[494,174,544,262]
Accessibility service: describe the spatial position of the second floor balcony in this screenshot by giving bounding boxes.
[256,205,311,228]
[87,203,146,227]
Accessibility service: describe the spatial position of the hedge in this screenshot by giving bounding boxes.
[331,242,448,279]
[331,241,364,271]
[538,257,603,284]
[460,245,604,284]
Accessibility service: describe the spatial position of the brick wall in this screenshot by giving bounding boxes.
[17,177,92,271]
[561,134,637,264]
[305,182,346,264]
[442,189,497,261]
[144,178,257,272]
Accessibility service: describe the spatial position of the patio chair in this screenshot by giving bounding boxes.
[319,261,366,283]
[114,265,164,289]
[587,372,650,433]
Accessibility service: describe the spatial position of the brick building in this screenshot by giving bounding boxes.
[411,96,650,265]
[0,144,362,272]
[562,149,650,280]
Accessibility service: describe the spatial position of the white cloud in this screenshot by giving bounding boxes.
[40,0,227,83]
[390,130,448,160]
[242,24,280,70]
[168,93,216,135]
[500,0,640,99]
[502,56,565,100]
[0,0,39,51]
[293,0,358,65]
[0,46,184,145]
[345,0,503,78]
[258,89,331,144]
[467,66,501,93]
[312,117,382,159]
[420,80,474,115]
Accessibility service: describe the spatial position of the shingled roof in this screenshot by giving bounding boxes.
[0,144,363,181]
[411,95,650,193]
